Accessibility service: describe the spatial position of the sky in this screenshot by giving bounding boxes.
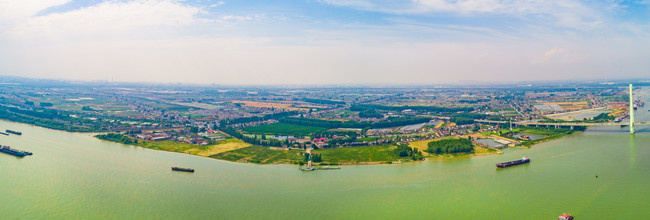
[0,0,649,85]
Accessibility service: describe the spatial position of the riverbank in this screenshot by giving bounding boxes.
[95,133,251,157]
[3,109,649,219]
[95,127,577,165]
[95,133,420,165]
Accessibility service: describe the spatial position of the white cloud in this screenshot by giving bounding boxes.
[0,0,71,29]
[534,47,580,64]
[5,0,205,40]
[209,1,225,8]
[216,14,262,23]
[322,0,604,29]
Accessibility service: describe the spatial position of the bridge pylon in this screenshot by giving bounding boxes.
[629,84,635,134]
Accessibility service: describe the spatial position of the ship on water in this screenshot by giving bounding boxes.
[171,167,194,172]
[496,156,530,168]
[6,130,22,135]
[299,153,315,171]
[299,153,340,171]
[0,145,33,157]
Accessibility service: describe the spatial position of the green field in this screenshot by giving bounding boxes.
[242,123,327,135]
[211,144,405,164]
[210,145,304,164]
[492,127,576,147]
[516,128,574,147]
[312,145,401,164]
[96,133,210,153]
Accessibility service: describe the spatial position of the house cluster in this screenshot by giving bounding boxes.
[135,132,171,141]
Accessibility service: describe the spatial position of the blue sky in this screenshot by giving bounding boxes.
[0,0,649,85]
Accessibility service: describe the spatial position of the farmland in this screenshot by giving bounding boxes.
[242,123,327,135]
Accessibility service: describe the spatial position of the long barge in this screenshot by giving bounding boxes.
[496,157,530,168]
[0,145,33,157]
[6,130,22,135]
[0,132,8,136]
[171,167,194,172]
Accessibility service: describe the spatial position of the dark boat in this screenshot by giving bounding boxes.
[0,132,8,136]
[171,167,194,172]
[6,130,22,135]
[0,145,33,157]
[496,156,530,168]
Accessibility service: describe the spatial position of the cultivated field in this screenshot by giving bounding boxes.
[232,100,310,111]
[210,145,304,164]
[312,145,400,164]
[544,101,590,111]
[242,123,327,135]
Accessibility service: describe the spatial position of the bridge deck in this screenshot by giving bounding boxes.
[475,119,648,126]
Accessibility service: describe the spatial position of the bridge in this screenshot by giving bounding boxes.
[476,120,648,127]
[477,84,644,134]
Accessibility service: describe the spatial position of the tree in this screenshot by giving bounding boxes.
[394,144,414,157]
[427,138,473,154]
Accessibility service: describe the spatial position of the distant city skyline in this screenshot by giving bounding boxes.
[1,0,649,85]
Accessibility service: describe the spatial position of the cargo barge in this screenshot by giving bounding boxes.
[496,156,530,168]
[0,145,33,157]
[6,130,22,135]
[171,167,194,172]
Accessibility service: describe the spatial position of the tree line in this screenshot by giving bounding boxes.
[279,117,431,129]
[427,138,473,154]
[220,111,300,125]
[394,144,424,160]
[302,98,345,105]
[96,133,139,145]
[218,126,285,147]
[358,109,383,118]
[350,104,474,113]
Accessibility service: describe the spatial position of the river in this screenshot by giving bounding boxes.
[1,88,649,219]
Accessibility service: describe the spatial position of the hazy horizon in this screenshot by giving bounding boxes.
[1,0,649,85]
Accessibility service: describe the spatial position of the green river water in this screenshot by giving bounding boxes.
[1,88,649,219]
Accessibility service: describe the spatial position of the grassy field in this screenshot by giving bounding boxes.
[500,127,575,147]
[519,128,567,136]
[410,137,499,157]
[242,123,327,135]
[136,140,211,154]
[312,145,401,164]
[139,139,250,156]
[210,145,304,164]
[188,139,250,156]
[473,146,498,156]
[97,134,250,156]
[409,139,434,156]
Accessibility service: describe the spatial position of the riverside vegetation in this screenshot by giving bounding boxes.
[96,133,500,164]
